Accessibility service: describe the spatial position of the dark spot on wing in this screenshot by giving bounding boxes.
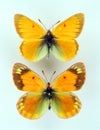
[64,24,66,27]
[32,76,35,79]
[32,24,35,28]
[63,76,66,79]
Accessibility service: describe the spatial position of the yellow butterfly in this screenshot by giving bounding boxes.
[14,13,84,62]
[12,62,86,119]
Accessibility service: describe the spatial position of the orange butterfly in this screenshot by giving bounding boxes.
[14,13,84,62]
[12,62,86,119]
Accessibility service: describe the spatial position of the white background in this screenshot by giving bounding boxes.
[0,0,100,130]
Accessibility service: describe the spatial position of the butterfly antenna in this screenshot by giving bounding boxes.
[49,71,56,82]
[38,19,47,30]
[42,70,48,82]
[49,20,60,30]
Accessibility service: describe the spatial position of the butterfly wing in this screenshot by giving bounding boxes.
[52,92,81,118]
[51,13,84,61]
[14,14,48,61]
[51,39,78,61]
[12,63,46,92]
[53,13,84,39]
[52,62,86,92]
[14,14,46,39]
[16,92,49,119]
[20,40,48,61]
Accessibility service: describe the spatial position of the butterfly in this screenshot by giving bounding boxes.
[14,13,84,62]
[12,62,86,119]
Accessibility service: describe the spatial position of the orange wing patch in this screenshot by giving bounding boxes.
[52,62,86,92]
[17,92,48,119]
[52,13,84,39]
[52,39,78,61]
[20,40,47,61]
[52,93,81,118]
[13,63,46,92]
[14,14,46,39]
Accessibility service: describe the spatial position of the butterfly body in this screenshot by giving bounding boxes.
[40,30,56,57]
[43,82,54,99]
[43,83,54,110]
[14,13,84,62]
[13,62,86,119]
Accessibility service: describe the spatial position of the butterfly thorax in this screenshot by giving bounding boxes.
[43,82,54,100]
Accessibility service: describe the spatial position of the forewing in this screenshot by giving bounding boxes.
[14,14,46,39]
[52,13,84,39]
[12,63,46,92]
[52,62,86,92]
[17,92,49,119]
